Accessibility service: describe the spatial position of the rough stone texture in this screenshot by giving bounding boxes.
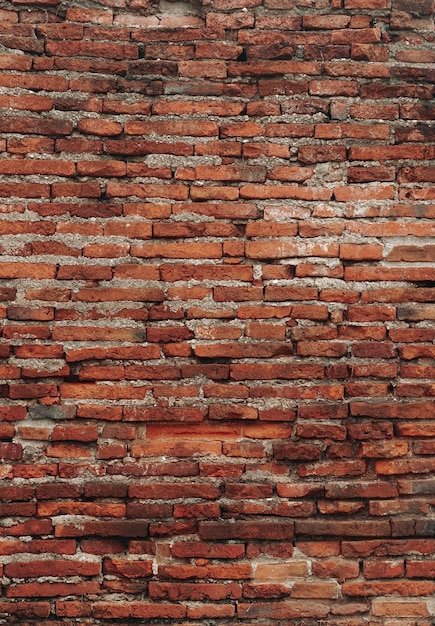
[0,0,434,623]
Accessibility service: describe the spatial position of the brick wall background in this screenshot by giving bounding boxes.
[0,0,434,622]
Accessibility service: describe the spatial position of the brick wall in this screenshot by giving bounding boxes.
[0,0,435,622]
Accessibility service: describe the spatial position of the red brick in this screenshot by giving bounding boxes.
[6,581,100,598]
[310,80,358,96]
[93,601,186,619]
[0,94,53,112]
[0,183,51,199]
[103,558,153,578]
[51,425,98,442]
[7,137,54,154]
[332,27,382,44]
[0,73,68,92]
[376,458,435,476]
[0,601,51,618]
[351,43,389,62]
[350,400,435,419]
[5,559,100,578]
[125,120,218,137]
[237,600,330,620]
[298,460,366,477]
[149,580,242,601]
[199,520,294,541]
[77,160,126,177]
[231,363,324,380]
[343,580,435,597]
[316,562,361,586]
[372,599,430,617]
[324,61,390,79]
[299,145,347,163]
[55,601,92,617]
[51,182,101,198]
[105,139,193,156]
[188,604,235,619]
[303,14,351,29]
[0,116,72,136]
[360,441,409,458]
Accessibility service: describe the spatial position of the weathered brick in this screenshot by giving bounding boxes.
[199,521,294,540]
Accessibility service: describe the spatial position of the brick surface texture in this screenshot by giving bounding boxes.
[0,0,434,623]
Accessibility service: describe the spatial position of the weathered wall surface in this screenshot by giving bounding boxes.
[0,0,434,623]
